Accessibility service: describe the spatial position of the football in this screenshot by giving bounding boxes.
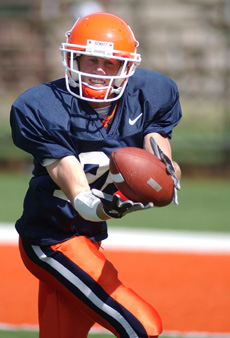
[109,147,174,207]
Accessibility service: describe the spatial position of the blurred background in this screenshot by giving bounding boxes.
[0,2,230,336]
[0,0,230,176]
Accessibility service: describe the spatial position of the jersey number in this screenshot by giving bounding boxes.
[79,151,113,190]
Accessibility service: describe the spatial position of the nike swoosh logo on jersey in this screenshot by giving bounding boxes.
[129,113,143,125]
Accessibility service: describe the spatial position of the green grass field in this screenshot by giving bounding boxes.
[0,331,177,338]
[0,172,229,232]
[0,172,229,338]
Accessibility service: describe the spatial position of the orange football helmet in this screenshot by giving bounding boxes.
[60,13,141,102]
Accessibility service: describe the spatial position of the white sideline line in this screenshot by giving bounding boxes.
[104,228,230,254]
[0,323,38,331]
[0,225,18,244]
[1,224,230,254]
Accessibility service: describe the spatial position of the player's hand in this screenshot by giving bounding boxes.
[92,189,153,219]
[150,136,181,205]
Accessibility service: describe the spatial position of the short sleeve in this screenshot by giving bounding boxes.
[10,93,76,163]
[143,76,182,139]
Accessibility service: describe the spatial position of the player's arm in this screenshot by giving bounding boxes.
[45,155,111,221]
[45,155,150,221]
[45,155,90,205]
[143,132,181,180]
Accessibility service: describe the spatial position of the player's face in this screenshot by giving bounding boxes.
[78,55,121,87]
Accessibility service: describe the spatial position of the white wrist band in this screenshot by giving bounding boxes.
[73,191,102,222]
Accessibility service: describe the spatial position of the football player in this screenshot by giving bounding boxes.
[10,12,182,337]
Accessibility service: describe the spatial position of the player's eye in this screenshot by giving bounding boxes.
[87,57,98,64]
[105,59,122,69]
[106,60,115,66]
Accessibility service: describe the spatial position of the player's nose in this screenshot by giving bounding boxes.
[94,60,106,75]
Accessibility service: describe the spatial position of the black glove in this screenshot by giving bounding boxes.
[150,136,181,204]
[92,189,153,219]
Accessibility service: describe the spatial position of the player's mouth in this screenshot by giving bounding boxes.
[90,78,107,87]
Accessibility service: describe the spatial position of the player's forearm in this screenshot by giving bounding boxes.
[144,132,181,179]
[144,132,172,158]
[46,155,111,221]
[46,155,90,205]
[172,161,181,180]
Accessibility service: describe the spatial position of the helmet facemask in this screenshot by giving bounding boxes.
[60,41,141,102]
[59,13,141,102]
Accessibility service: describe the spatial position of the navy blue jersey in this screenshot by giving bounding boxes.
[10,68,182,245]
